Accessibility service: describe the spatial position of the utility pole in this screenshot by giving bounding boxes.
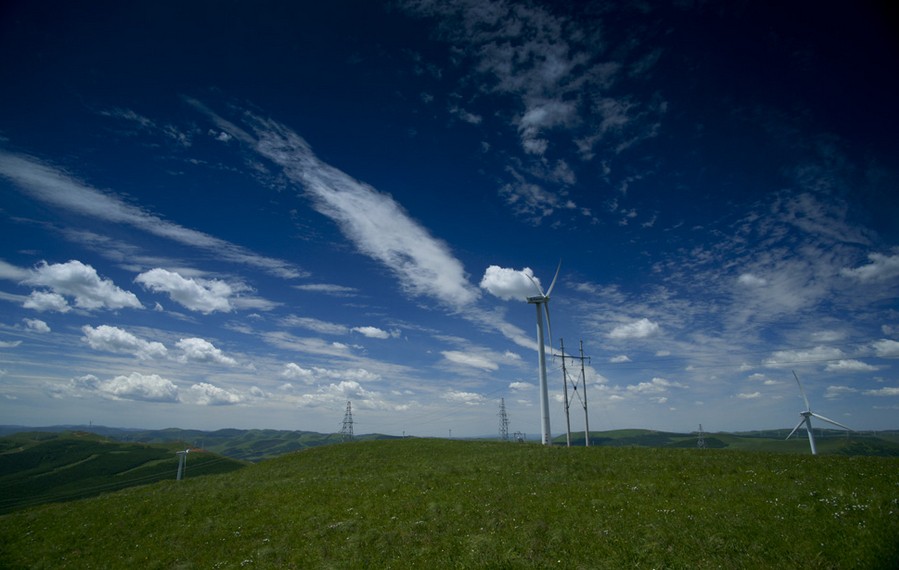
[340,401,354,441]
[498,398,510,441]
[697,424,706,449]
[556,339,592,446]
[559,339,573,447]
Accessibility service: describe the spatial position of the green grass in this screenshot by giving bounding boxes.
[0,432,245,513]
[1,439,897,568]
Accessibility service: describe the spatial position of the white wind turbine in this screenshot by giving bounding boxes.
[175,448,190,480]
[786,370,851,455]
[526,261,561,446]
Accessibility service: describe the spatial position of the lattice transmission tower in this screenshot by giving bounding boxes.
[498,397,510,441]
[340,400,354,441]
[697,423,706,449]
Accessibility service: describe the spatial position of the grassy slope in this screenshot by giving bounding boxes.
[0,432,246,514]
[1,439,897,569]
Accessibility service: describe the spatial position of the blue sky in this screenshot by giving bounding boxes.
[1,1,898,437]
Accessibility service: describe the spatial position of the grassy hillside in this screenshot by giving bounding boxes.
[1,439,897,568]
[0,431,245,514]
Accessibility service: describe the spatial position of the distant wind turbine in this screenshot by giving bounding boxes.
[175,448,190,480]
[786,370,851,455]
[526,261,561,446]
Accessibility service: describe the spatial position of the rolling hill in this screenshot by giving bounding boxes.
[1,439,897,568]
[0,431,245,514]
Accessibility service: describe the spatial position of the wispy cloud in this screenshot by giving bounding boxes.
[0,152,303,279]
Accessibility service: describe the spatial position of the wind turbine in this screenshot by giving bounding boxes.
[175,448,190,480]
[526,261,561,446]
[786,370,851,455]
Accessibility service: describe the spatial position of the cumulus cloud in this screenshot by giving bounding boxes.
[352,326,393,339]
[82,325,168,360]
[24,260,142,311]
[0,341,22,348]
[190,382,242,405]
[281,363,379,384]
[509,381,534,391]
[609,354,631,363]
[23,291,71,313]
[282,316,349,335]
[737,392,762,399]
[176,337,237,366]
[135,268,235,314]
[608,318,659,339]
[443,389,486,406]
[737,273,768,287]
[480,265,541,301]
[22,318,50,333]
[872,339,899,358]
[626,377,686,394]
[441,350,499,371]
[88,372,179,402]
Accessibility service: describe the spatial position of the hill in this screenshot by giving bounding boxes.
[1,439,897,568]
[0,431,246,514]
[0,425,401,462]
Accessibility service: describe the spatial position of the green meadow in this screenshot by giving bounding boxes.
[1,439,897,569]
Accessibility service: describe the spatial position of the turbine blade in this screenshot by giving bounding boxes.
[546,259,562,297]
[810,412,852,431]
[786,419,805,440]
[525,273,545,297]
[793,370,811,411]
[544,301,554,356]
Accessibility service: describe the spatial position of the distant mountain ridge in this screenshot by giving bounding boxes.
[3,425,899,461]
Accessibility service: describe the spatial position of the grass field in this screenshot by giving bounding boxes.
[1,438,897,568]
[0,431,245,514]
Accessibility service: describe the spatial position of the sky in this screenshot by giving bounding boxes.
[1,1,898,438]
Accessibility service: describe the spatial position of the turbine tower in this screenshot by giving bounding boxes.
[526,261,561,446]
[786,370,851,455]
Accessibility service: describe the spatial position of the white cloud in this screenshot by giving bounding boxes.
[281,363,316,383]
[443,390,486,406]
[280,363,380,384]
[213,111,479,310]
[135,268,235,314]
[82,325,167,360]
[841,253,899,282]
[480,265,540,301]
[608,318,660,339]
[824,359,878,372]
[22,318,50,333]
[609,354,631,363]
[24,260,142,311]
[441,350,499,371]
[97,372,179,403]
[872,339,899,358]
[23,291,71,312]
[283,316,349,335]
[737,392,762,399]
[863,387,899,397]
[0,341,22,348]
[0,152,302,279]
[509,381,534,391]
[176,337,237,366]
[352,326,392,339]
[190,382,242,406]
[626,377,686,394]
[824,385,857,399]
[764,345,844,367]
[737,273,768,287]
